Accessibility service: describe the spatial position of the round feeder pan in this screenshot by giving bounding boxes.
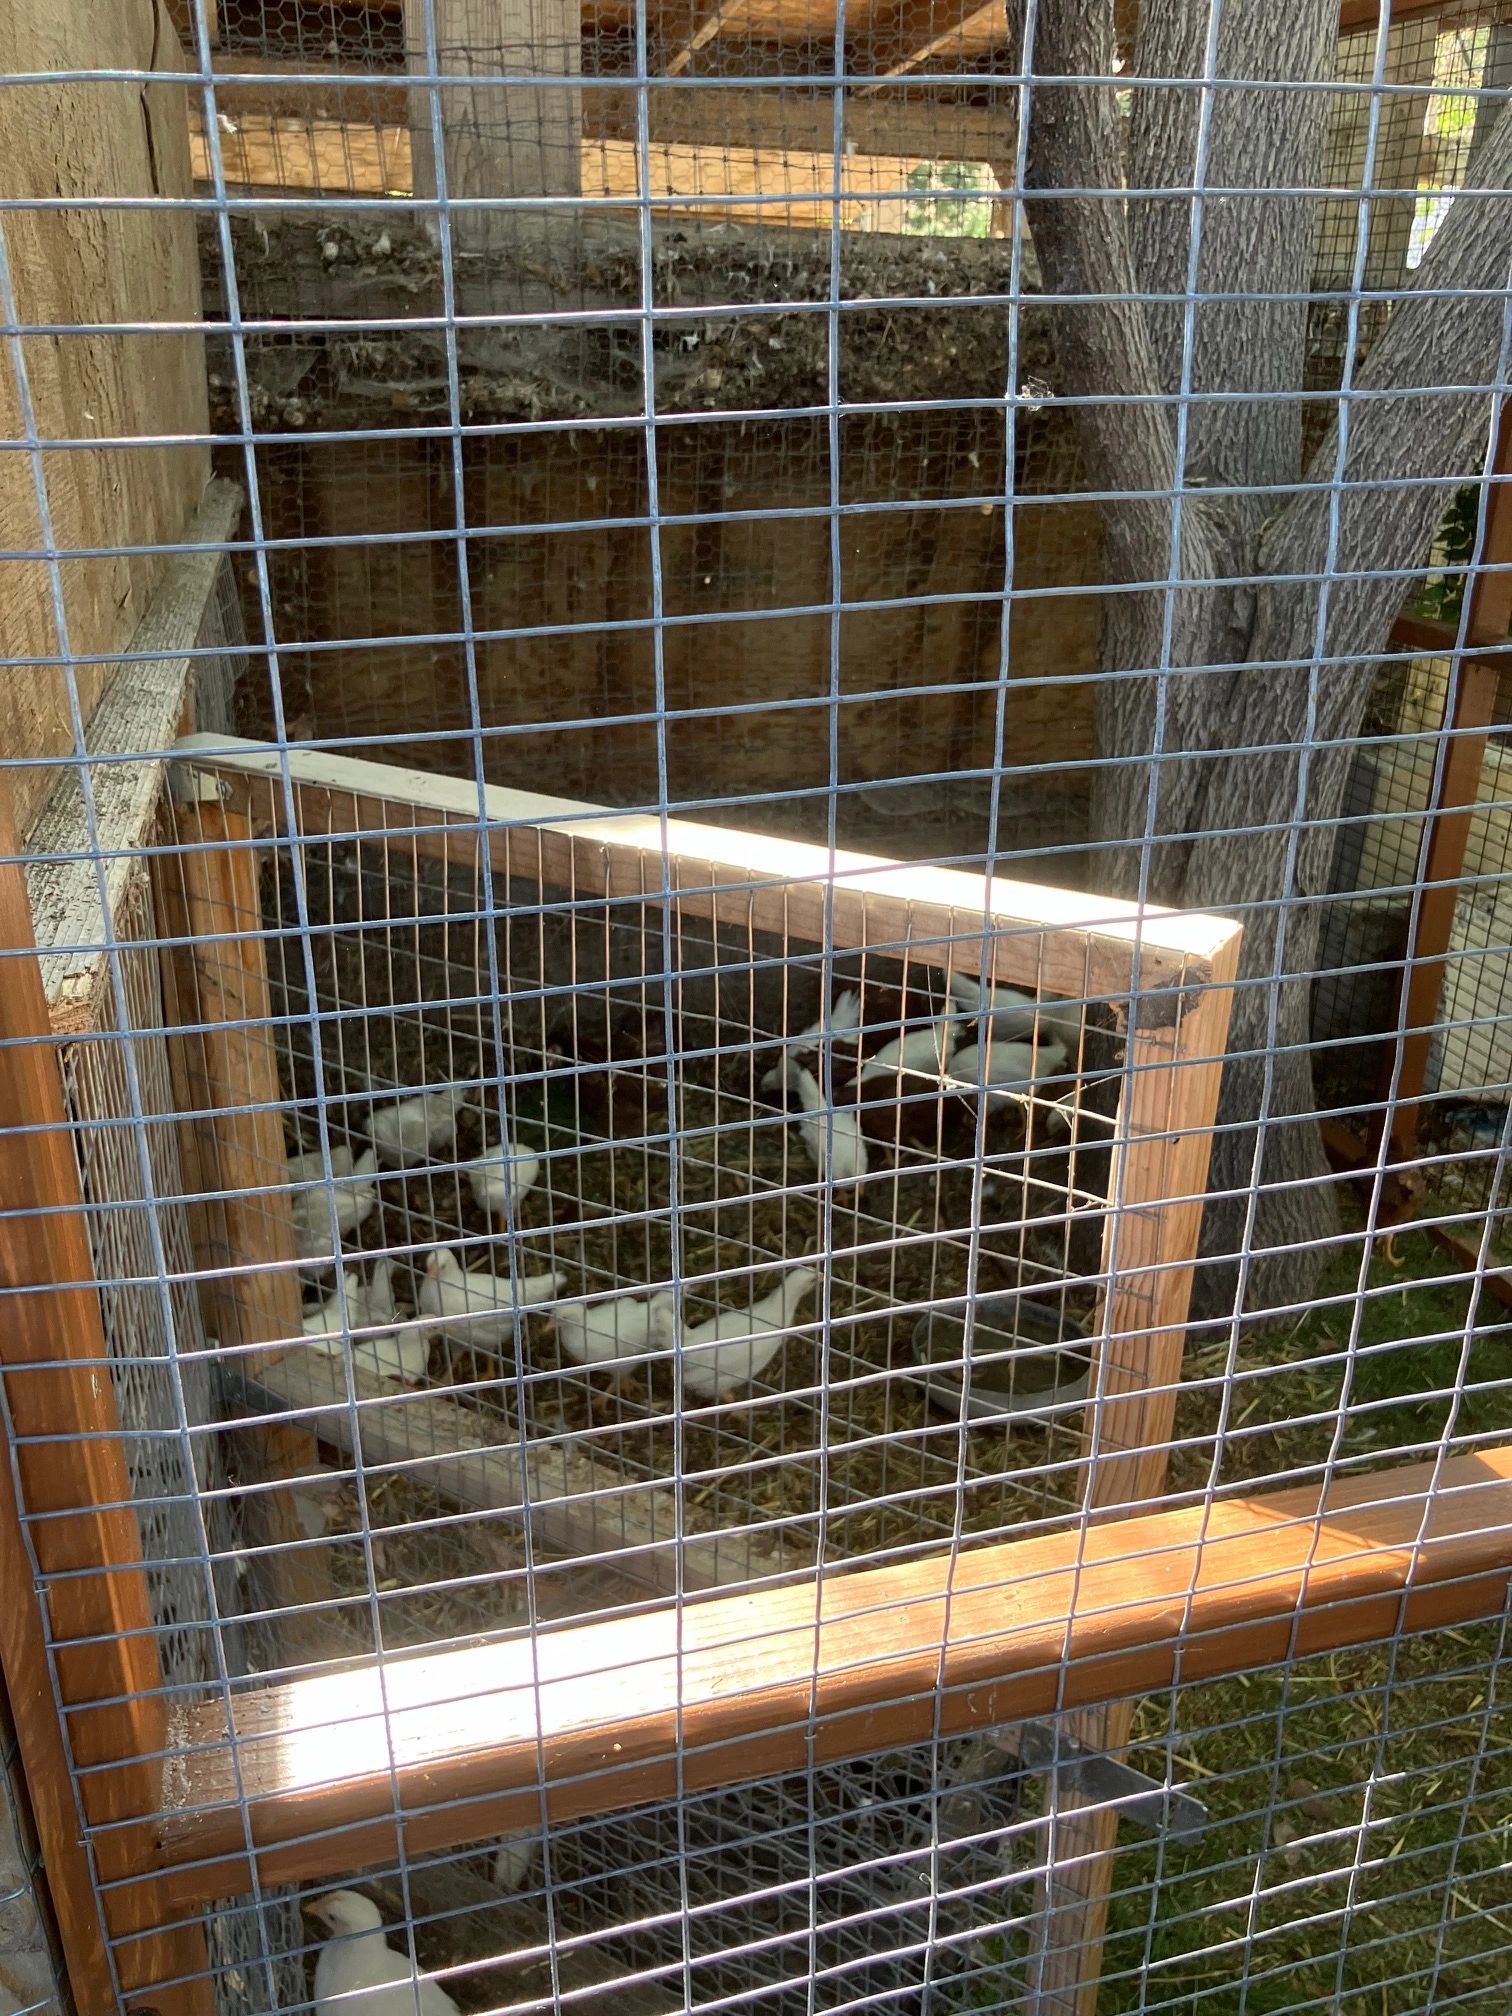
[910,1293,1093,1426]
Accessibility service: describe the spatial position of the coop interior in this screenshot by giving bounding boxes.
[7,0,1512,2014]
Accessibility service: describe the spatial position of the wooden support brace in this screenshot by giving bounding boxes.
[1380,413,1512,1165]
[1024,931,1240,2012]
[152,799,336,1658]
[0,781,213,2016]
[142,1439,1512,1910]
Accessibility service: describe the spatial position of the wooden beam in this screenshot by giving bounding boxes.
[1024,932,1239,2013]
[1388,610,1512,663]
[664,0,751,76]
[25,480,244,1040]
[0,781,213,2016]
[230,1350,808,1596]
[1337,0,1460,30]
[1381,423,1512,1163]
[174,736,1241,1006]
[0,0,209,840]
[153,800,341,1659]
[403,0,582,255]
[145,1442,1512,1907]
[205,58,1011,161]
[856,0,1003,94]
[0,1326,118,2016]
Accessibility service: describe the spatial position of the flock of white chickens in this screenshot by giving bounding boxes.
[294,972,1080,1998]
[292,969,1075,1405]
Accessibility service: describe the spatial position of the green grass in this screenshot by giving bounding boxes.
[1097,1208,1512,2014]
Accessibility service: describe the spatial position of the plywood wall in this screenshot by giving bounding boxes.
[235,412,1103,845]
[0,0,209,838]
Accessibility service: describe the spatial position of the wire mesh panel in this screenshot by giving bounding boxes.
[5,3,1512,2016]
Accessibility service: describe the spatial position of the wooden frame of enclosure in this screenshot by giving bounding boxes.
[4,734,1512,2016]
[152,730,1248,2016]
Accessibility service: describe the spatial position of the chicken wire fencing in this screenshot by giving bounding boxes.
[3,4,1512,2016]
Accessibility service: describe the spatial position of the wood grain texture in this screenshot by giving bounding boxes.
[0,781,212,2014]
[153,802,336,1654]
[230,429,1095,830]
[1383,411,1512,1164]
[147,1441,1512,1908]
[26,479,242,1037]
[173,735,1240,1005]
[173,0,1428,44]
[158,801,304,1361]
[190,109,982,229]
[201,57,1016,163]
[233,1350,808,1597]
[1025,935,1241,2013]
[0,0,208,838]
[404,0,581,253]
[0,1342,115,2016]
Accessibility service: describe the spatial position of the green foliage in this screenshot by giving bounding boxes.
[1414,483,1486,627]
[902,160,992,240]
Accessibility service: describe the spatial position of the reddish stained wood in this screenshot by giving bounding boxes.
[1024,933,1240,2012]
[153,800,334,1657]
[0,782,213,2016]
[140,1442,1512,1908]
[1383,419,1512,1164]
[174,735,1241,1006]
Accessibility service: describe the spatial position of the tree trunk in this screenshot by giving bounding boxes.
[1022,0,1512,1318]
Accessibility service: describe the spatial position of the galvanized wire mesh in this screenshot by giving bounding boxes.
[4,4,1512,2016]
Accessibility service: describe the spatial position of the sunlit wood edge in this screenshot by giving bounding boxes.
[134,1444,1512,1909]
[173,736,1240,993]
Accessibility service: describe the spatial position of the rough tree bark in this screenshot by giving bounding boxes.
[1023,0,1512,1318]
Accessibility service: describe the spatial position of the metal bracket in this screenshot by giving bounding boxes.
[1011,1722,1209,1843]
[936,1722,1208,1852]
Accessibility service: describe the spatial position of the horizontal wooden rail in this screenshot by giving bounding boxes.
[135,1444,1512,1909]
[173,735,1238,1004]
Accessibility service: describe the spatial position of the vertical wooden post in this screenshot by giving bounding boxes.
[157,798,303,1360]
[1380,411,1512,1165]
[404,0,582,262]
[1025,933,1241,2014]
[0,781,213,2016]
[154,797,335,1653]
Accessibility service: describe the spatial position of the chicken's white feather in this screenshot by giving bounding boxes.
[679,1268,818,1399]
[303,1263,426,1384]
[554,1289,678,1379]
[307,1890,461,2016]
[857,1021,958,1084]
[784,1062,868,1181]
[491,1831,540,1891]
[290,1146,379,1262]
[947,1037,1069,1108]
[418,1247,563,1348]
[947,973,1082,1050]
[368,1089,468,1168]
[465,1141,542,1221]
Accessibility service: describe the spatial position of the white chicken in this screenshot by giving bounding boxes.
[947,1036,1069,1108]
[857,1017,959,1086]
[761,989,864,1094]
[947,971,1083,1051]
[554,1289,679,1381]
[679,1267,818,1399]
[305,1890,461,2016]
[793,988,863,1047]
[769,1061,869,1184]
[465,1141,542,1229]
[302,1262,428,1384]
[491,1830,541,1891]
[367,1088,469,1168]
[288,1144,379,1263]
[417,1246,563,1348]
